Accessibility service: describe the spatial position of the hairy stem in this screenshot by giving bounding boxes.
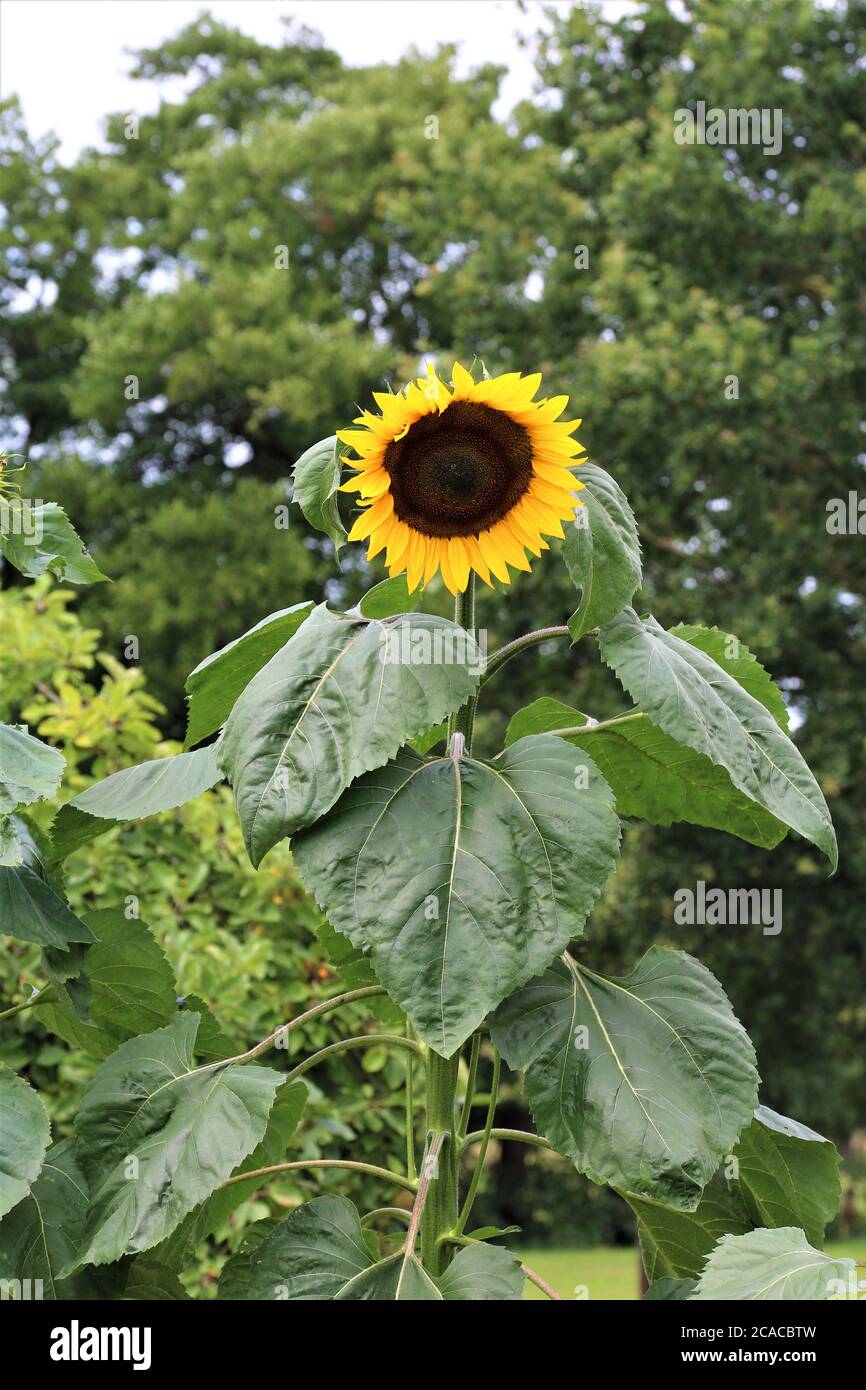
[420,1049,461,1274]
[195,984,387,1074]
[285,1033,422,1084]
[0,984,50,1022]
[555,711,644,737]
[461,1126,552,1153]
[457,1032,481,1142]
[521,1263,563,1300]
[455,1048,501,1235]
[222,1159,417,1194]
[405,1019,417,1182]
[481,625,571,685]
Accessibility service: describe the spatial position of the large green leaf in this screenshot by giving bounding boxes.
[183,602,315,749]
[671,625,789,730]
[734,1105,841,1246]
[0,499,107,584]
[0,865,96,949]
[629,1105,841,1282]
[219,605,483,866]
[630,1174,753,1283]
[490,947,758,1209]
[291,435,346,552]
[70,744,223,822]
[693,1226,855,1301]
[0,1064,51,1219]
[562,463,642,640]
[569,714,787,849]
[0,723,65,813]
[0,1140,122,1299]
[506,677,787,851]
[66,1011,286,1269]
[39,910,180,1060]
[155,1080,308,1271]
[504,697,589,745]
[293,735,621,1055]
[218,1195,524,1301]
[598,609,837,867]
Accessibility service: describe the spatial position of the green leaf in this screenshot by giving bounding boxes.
[218,1195,524,1300]
[294,735,621,1056]
[216,1218,280,1300]
[219,605,483,866]
[693,1226,856,1301]
[190,1080,307,1238]
[313,918,403,1030]
[630,1105,841,1284]
[358,574,422,619]
[178,995,243,1062]
[733,1105,841,1246]
[0,865,96,949]
[121,1259,191,1300]
[408,722,447,755]
[504,697,589,746]
[0,1064,51,1219]
[490,946,758,1209]
[39,910,180,1059]
[566,714,787,849]
[629,1173,753,1282]
[464,1224,522,1241]
[0,723,65,813]
[598,609,837,868]
[671,625,789,730]
[0,1140,121,1299]
[0,499,107,584]
[0,815,22,867]
[291,435,346,552]
[46,804,117,865]
[563,463,642,640]
[69,744,223,822]
[644,1277,697,1299]
[183,602,315,749]
[66,1011,287,1269]
[435,1243,525,1300]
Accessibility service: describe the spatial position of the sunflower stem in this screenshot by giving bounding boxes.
[481,625,571,685]
[449,573,478,750]
[419,580,482,1273]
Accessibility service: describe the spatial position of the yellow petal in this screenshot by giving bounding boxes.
[448,537,471,592]
[339,468,391,496]
[439,542,459,594]
[477,527,512,583]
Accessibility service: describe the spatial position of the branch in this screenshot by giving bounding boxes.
[482,626,571,685]
[285,1033,423,1084]
[521,1262,563,1301]
[221,1159,417,1195]
[455,1049,501,1235]
[0,984,51,1022]
[194,984,387,1073]
[461,1127,552,1153]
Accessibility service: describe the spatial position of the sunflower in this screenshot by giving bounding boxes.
[338,363,585,593]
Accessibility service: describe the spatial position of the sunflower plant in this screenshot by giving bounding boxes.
[1,367,860,1303]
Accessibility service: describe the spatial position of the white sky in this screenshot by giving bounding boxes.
[0,0,634,162]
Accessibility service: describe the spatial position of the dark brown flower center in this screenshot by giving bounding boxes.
[383,400,533,538]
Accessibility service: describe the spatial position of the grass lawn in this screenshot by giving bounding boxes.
[522,1239,865,1301]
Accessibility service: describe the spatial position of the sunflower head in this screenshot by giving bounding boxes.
[338,363,585,594]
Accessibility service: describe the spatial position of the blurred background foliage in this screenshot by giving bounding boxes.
[1,0,864,1270]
